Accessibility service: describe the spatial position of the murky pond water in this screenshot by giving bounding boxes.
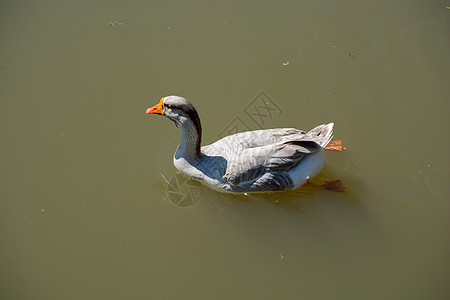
[1,0,449,299]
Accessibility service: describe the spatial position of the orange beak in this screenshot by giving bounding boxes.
[146,97,164,115]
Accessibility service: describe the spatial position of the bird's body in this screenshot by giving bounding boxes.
[147,96,333,193]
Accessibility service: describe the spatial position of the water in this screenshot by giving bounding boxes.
[1,0,449,299]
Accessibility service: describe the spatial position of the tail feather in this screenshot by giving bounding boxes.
[306,122,334,148]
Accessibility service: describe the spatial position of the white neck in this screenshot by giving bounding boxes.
[175,118,201,160]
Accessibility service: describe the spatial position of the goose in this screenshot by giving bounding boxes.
[146,95,334,193]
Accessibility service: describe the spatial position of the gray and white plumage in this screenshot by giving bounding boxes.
[146,95,333,193]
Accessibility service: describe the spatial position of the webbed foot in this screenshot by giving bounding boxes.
[304,180,346,192]
[325,140,346,151]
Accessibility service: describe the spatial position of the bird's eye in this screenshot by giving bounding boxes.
[167,104,172,108]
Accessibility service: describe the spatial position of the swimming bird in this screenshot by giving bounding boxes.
[146,96,334,193]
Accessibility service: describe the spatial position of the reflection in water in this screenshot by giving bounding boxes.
[160,169,363,216]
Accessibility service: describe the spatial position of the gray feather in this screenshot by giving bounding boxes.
[199,123,333,192]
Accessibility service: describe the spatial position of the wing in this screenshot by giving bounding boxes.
[202,128,305,156]
[222,140,321,186]
[201,124,333,187]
